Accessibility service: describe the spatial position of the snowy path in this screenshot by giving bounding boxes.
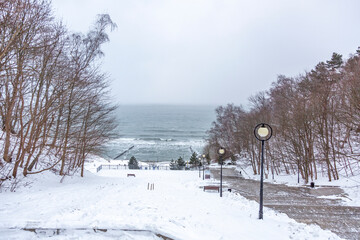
[0,170,343,239]
[211,168,360,240]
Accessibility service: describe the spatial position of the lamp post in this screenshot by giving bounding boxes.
[202,154,206,180]
[254,123,272,220]
[198,157,201,178]
[297,159,300,184]
[218,147,226,197]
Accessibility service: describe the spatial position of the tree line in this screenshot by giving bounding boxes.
[205,50,360,183]
[169,152,211,170]
[0,0,117,184]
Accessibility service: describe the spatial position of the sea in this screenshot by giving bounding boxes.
[103,105,216,162]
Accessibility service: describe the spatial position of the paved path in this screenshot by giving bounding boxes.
[210,168,360,240]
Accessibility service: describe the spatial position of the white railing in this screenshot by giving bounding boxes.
[96,164,170,172]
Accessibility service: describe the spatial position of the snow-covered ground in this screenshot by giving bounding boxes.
[0,158,342,240]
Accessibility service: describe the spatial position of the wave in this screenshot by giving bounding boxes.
[135,137,175,142]
[143,129,204,134]
[107,137,205,146]
[104,137,207,162]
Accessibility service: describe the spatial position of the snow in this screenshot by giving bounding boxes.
[0,157,342,240]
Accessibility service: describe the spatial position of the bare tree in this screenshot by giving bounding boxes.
[205,50,360,182]
[1,1,118,185]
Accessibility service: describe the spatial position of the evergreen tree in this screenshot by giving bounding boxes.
[189,152,198,166]
[326,52,343,69]
[170,159,178,170]
[177,156,186,170]
[230,155,237,165]
[128,156,139,169]
[206,154,211,164]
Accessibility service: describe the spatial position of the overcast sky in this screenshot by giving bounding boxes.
[51,0,360,106]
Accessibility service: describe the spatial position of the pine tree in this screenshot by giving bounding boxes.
[128,156,139,169]
[326,52,343,69]
[230,155,237,165]
[189,152,198,166]
[177,157,186,170]
[170,159,178,170]
[204,154,211,165]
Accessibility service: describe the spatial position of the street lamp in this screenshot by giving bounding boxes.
[297,159,300,184]
[254,123,272,220]
[202,154,206,180]
[218,147,226,197]
[198,157,201,178]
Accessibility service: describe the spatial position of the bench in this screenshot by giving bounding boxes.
[127,174,136,177]
[203,186,219,192]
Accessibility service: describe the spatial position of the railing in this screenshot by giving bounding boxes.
[96,164,207,173]
[96,164,170,172]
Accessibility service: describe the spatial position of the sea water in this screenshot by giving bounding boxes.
[103,105,216,162]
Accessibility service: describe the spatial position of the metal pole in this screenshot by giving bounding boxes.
[297,159,300,184]
[199,161,201,178]
[259,140,265,219]
[202,159,205,180]
[220,156,223,197]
